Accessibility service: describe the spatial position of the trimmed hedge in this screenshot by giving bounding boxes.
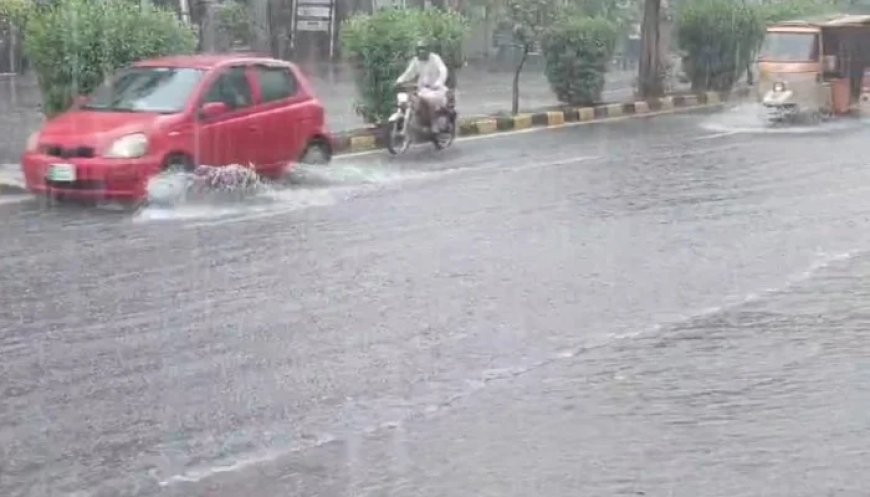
[340,8,468,125]
[542,16,618,106]
[676,0,760,92]
[24,0,197,116]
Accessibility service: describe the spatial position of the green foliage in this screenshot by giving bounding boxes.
[341,8,468,124]
[758,0,835,24]
[572,0,636,36]
[216,0,252,48]
[506,0,558,50]
[24,0,196,116]
[542,15,617,105]
[676,0,761,92]
[0,0,33,26]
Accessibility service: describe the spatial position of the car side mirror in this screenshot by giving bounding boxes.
[199,102,228,120]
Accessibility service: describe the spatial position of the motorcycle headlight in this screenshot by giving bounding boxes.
[773,81,786,92]
[397,92,409,104]
[26,131,40,153]
[104,133,148,159]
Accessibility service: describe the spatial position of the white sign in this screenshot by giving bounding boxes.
[373,0,404,9]
[296,19,330,32]
[48,163,76,182]
[296,5,331,18]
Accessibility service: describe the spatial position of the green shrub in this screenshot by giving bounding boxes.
[341,8,468,124]
[542,16,617,106]
[758,0,834,25]
[676,0,761,92]
[24,0,197,116]
[216,0,252,49]
[0,0,32,27]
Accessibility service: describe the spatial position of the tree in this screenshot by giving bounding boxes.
[637,0,663,98]
[506,0,557,114]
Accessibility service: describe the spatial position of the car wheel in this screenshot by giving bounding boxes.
[163,153,195,173]
[300,140,331,166]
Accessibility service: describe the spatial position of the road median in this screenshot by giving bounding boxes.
[333,87,751,155]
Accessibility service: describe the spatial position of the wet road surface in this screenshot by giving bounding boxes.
[3,107,870,496]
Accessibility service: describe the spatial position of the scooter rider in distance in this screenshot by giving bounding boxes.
[395,40,452,135]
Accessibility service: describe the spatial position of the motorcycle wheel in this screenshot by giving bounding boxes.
[387,117,411,155]
[432,114,456,150]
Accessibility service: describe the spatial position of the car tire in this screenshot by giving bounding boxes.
[163,153,195,173]
[299,140,331,166]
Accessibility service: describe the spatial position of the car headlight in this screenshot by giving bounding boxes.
[25,131,40,152]
[773,81,786,92]
[104,133,148,159]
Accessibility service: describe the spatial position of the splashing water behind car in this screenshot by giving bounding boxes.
[146,164,271,207]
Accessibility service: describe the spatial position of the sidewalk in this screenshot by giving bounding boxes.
[0,65,680,165]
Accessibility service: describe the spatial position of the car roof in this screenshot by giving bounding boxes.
[133,54,294,70]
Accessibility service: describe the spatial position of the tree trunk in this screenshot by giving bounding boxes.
[250,0,273,56]
[638,0,663,98]
[512,46,529,115]
[198,0,219,52]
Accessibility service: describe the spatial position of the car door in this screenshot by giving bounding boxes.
[250,63,305,175]
[194,65,259,167]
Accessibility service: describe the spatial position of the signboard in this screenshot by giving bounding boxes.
[296,19,330,32]
[296,6,331,18]
[291,0,336,56]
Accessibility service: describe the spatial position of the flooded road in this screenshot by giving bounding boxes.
[3,108,870,496]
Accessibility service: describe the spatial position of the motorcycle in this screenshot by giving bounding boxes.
[386,85,457,155]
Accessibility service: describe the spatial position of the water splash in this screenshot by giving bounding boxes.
[700,103,864,135]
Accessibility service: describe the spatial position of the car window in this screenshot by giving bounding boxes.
[84,67,203,113]
[254,65,297,103]
[202,66,253,110]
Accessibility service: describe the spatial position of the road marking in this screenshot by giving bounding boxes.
[692,130,742,141]
[335,102,726,160]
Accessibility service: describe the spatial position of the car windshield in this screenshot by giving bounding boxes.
[759,32,819,62]
[83,67,203,113]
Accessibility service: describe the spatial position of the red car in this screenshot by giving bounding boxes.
[21,54,333,201]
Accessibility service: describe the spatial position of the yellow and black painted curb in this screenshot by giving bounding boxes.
[332,88,748,155]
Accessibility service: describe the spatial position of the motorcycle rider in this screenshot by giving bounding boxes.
[395,40,450,134]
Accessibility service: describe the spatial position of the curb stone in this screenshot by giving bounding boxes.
[333,86,752,155]
[0,165,26,196]
[0,183,27,196]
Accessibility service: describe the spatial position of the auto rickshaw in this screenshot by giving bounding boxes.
[757,14,870,124]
